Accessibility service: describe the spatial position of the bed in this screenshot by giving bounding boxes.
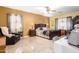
[35,24,49,39]
[34,24,66,40]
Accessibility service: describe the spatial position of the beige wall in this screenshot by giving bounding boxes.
[49,11,79,30]
[0,6,49,36]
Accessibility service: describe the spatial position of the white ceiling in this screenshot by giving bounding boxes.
[6,6,79,17]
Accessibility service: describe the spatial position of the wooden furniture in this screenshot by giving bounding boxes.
[49,30,67,40]
[34,24,68,40]
[0,37,6,53]
[49,30,61,40]
[35,24,46,29]
[61,30,66,36]
[29,29,36,37]
[0,28,6,53]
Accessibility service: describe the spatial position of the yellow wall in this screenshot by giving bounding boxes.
[50,11,79,30]
[0,6,49,36]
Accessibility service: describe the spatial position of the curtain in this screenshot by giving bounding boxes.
[56,17,72,30]
[8,14,22,33]
[16,15,22,32]
[9,14,16,33]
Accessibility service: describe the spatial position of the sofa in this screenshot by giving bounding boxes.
[0,27,20,45]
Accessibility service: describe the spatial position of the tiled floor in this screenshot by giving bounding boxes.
[6,36,54,53]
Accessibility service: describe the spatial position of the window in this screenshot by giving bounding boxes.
[56,17,72,30]
[8,14,22,33]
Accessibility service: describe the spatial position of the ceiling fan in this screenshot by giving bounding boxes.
[45,7,62,14]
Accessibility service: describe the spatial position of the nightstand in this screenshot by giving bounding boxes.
[29,29,36,37]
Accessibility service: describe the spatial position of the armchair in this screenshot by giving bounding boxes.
[0,28,6,53]
[0,27,20,45]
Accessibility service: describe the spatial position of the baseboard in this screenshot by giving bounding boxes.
[23,35,29,38]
